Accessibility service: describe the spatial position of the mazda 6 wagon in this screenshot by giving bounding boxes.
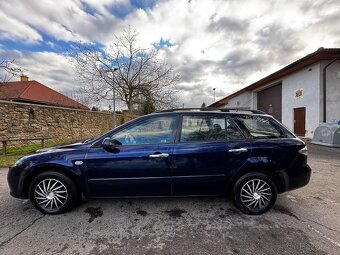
[7,108,311,215]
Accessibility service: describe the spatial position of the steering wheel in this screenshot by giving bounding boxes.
[124,133,136,144]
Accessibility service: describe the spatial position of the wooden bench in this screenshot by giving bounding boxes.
[1,137,52,156]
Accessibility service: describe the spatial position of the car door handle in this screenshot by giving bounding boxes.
[228,148,248,153]
[149,153,169,158]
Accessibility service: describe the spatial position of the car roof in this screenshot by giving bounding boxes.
[151,108,267,116]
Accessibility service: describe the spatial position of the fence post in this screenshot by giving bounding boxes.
[41,139,45,148]
[2,141,7,156]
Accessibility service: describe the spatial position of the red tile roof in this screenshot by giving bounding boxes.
[208,48,340,108]
[0,80,89,110]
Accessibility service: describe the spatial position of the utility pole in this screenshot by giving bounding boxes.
[213,88,216,102]
[112,68,118,128]
[104,67,118,128]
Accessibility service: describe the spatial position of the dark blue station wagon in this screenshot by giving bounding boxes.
[8,109,311,215]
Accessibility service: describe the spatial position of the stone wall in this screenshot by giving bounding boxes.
[0,100,137,146]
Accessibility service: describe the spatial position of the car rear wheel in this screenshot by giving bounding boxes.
[29,171,78,214]
[232,172,277,215]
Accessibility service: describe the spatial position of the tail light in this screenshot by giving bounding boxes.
[298,145,308,156]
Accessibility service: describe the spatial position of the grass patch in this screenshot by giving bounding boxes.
[0,140,68,168]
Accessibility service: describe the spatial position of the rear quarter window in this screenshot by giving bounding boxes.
[233,114,294,139]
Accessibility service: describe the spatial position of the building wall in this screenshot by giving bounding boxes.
[223,91,252,108]
[281,62,321,138]
[0,100,137,146]
[323,61,340,123]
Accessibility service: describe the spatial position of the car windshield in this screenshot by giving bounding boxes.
[82,137,95,143]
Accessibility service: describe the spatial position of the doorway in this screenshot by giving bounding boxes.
[257,83,282,121]
[294,107,306,136]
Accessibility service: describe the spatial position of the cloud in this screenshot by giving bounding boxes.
[208,16,249,34]
[0,10,42,43]
[0,48,80,93]
[0,0,121,44]
[0,0,340,108]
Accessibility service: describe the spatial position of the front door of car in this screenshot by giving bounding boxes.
[85,115,178,197]
[171,114,251,195]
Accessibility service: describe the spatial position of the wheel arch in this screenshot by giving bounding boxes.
[227,167,284,194]
[23,165,83,198]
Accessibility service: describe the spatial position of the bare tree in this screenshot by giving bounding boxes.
[68,26,179,113]
[0,59,23,84]
[65,89,94,108]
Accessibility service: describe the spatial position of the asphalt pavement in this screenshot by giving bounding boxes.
[0,143,339,255]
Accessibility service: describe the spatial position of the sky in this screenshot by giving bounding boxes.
[0,0,339,109]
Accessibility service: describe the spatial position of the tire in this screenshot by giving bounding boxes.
[29,171,78,214]
[232,172,277,215]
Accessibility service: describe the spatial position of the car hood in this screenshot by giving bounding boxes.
[36,142,88,153]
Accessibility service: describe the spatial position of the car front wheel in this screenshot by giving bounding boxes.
[232,172,277,215]
[29,171,78,214]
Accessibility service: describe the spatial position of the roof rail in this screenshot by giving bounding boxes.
[220,108,266,114]
[157,107,266,114]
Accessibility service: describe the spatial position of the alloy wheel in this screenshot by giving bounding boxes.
[240,179,272,210]
[34,178,68,212]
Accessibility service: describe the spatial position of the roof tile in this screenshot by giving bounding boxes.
[0,80,89,110]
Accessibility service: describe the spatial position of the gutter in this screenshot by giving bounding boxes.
[322,60,336,123]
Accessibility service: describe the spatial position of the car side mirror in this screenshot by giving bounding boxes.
[102,137,122,150]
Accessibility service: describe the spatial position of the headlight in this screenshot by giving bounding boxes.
[36,148,49,153]
[14,159,23,167]
[13,158,32,168]
[298,145,308,156]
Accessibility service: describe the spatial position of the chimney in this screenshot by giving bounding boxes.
[20,75,29,82]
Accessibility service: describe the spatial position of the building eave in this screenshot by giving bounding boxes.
[208,48,340,108]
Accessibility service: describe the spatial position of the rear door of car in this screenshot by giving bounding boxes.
[232,114,301,170]
[171,113,251,196]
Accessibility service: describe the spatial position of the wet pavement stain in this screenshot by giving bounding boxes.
[84,207,103,223]
[273,205,300,220]
[59,243,69,253]
[136,210,148,216]
[165,208,187,219]
[22,206,31,212]
[226,208,238,214]
[87,225,327,255]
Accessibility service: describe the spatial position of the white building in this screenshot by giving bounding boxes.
[209,48,340,138]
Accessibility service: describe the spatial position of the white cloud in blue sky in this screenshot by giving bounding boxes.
[0,0,339,108]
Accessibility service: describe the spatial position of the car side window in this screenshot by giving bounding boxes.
[180,115,226,142]
[111,116,176,145]
[226,118,245,139]
[233,115,284,138]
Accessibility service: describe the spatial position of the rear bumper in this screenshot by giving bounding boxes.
[278,164,311,192]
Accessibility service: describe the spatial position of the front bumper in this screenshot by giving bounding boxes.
[7,166,29,199]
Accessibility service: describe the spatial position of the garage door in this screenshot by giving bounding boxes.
[257,84,282,121]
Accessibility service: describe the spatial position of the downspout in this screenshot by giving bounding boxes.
[322,60,336,123]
